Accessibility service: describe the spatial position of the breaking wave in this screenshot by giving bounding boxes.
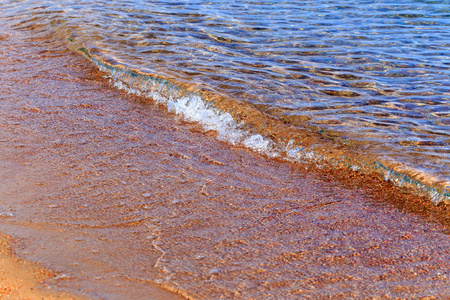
[78,47,449,205]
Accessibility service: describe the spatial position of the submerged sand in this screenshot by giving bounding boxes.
[0,233,84,299]
[1,25,450,299]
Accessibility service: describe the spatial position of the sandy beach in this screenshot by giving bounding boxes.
[1,24,450,299]
[0,233,86,299]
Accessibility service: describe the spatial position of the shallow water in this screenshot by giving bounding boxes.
[1,18,450,300]
[1,0,449,201]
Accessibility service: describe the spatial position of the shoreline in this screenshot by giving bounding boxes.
[1,24,450,299]
[88,53,449,205]
[0,233,83,299]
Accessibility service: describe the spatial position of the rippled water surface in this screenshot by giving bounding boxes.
[2,0,449,195]
[2,2,450,299]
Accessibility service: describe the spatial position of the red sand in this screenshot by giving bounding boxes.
[1,25,450,299]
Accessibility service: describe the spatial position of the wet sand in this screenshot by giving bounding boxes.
[1,26,450,299]
[0,233,84,299]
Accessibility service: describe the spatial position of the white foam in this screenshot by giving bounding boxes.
[97,60,276,156]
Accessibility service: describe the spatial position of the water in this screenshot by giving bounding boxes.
[1,0,449,201]
[2,4,450,299]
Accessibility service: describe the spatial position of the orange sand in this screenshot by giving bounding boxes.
[0,234,83,299]
[1,22,450,300]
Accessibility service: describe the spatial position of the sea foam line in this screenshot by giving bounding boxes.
[83,50,449,205]
[96,58,278,156]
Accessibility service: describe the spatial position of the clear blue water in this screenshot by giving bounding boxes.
[2,0,449,200]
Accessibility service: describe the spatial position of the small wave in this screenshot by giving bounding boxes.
[76,46,449,205]
[91,58,277,157]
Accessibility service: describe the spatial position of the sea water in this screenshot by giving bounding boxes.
[2,0,449,202]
